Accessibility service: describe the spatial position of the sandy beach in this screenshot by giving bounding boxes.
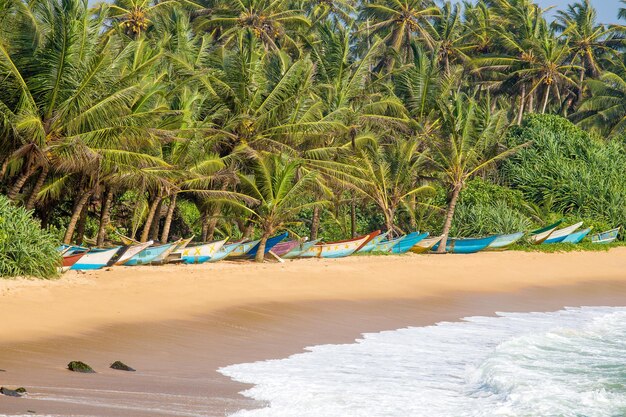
[1,249,625,416]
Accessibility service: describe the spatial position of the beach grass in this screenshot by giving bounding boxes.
[510,241,626,253]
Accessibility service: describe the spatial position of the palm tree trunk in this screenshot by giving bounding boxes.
[25,165,49,210]
[311,206,320,240]
[516,84,526,125]
[160,193,177,243]
[7,165,35,201]
[140,195,162,243]
[63,190,94,244]
[541,85,550,114]
[75,203,89,245]
[437,184,461,254]
[577,67,585,104]
[149,198,164,241]
[97,187,113,247]
[350,200,357,238]
[255,231,271,263]
[385,208,395,239]
[201,209,210,242]
[206,215,219,241]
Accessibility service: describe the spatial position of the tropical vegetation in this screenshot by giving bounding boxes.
[1,0,625,265]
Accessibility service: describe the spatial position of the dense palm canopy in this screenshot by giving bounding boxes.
[1,0,625,253]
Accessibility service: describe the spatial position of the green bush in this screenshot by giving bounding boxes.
[0,194,60,278]
[502,114,626,238]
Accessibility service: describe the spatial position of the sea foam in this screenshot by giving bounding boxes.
[220,306,626,417]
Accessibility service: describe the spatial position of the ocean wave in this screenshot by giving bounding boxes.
[220,306,626,417]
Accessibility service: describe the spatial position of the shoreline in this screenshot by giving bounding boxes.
[0,249,625,415]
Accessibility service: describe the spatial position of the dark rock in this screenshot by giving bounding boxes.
[0,387,22,397]
[110,361,135,372]
[67,361,95,373]
[0,369,5,372]
[15,387,27,393]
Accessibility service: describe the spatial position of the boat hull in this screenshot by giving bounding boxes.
[178,240,227,264]
[358,233,389,253]
[124,243,177,266]
[432,235,500,254]
[486,232,525,251]
[543,222,584,244]
[410,236,443,254]
[592,228,620,244]
[115,241,154,265]
[227,240,260,258]
[282,240,322,259]
[562,228,592,244]
[299,232,380,259]
[390,232,429,254]
[244,233,289,259]
[71,247,121,270]
[209,243,242,262]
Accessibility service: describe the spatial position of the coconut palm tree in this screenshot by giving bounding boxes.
[234,151,325,262]
[425,93,525,253]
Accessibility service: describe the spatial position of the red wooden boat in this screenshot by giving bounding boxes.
[62,251,88,267]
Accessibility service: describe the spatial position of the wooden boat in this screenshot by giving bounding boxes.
[562,227,592,244]
[62,251,88,268]
[71,247,121,270]
[299,231,380,259]
[390,232,429,254]
[486,232,525,251]
[543,222,584,244]
[177,239,228,264]
[270,239,302,257]
[530,220,563,244]
[372,235,403,253]
[282,239,322,259]
[242,232,289,260]
[208,242,243,262]
[227,240,260,258]
[592,227,620,244]
[115,241,154,266]
[410,236,444,254]
[432,235,500,254]
[124,242,178,266]
[58,244,88,256]
[358,232,390,253]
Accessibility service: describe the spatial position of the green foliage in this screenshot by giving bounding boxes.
[510,241,626,253]
[0,194,60,278]
[502,114,626,237]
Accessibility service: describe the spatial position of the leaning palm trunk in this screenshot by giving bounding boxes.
[25,165,49,210]
[350,200,357,238]
[149,199,164,241]
[516,84,526,125]
[160,193,177,243]
[255,232,271,263]
[63,190,94,244]
[7,166,35,201]
[310,205,320,240]
[437,185,461,254]
[97,188,113,246]
[541,85,550,114]
[201,209,210,242]
[140,195,162,243]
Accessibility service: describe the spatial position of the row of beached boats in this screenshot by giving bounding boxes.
[58,222,621,272]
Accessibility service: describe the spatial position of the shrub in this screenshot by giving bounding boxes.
[501,114,626,238]
[0,194,60,278]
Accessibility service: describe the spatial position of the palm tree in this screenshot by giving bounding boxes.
[425,93,525,253]
[574,66,626,137]
[359,0,440,65]
[234,151,325,262]
[431,1,473,74]
[553,0,619,105]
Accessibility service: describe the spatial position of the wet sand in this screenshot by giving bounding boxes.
[0,249,625,416]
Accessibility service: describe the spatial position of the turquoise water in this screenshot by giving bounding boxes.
[220,306,626,417]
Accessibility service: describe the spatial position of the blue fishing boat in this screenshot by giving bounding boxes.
[432,235,500,254]
[372,235,403,253]
[227,240,260,258]
[282,239,322,259]
[244,232,288,259]
[71,247,121,270]
[487,232,525,251]
[562,227,592,244]
[591,227,620,244]
[543,222,584,244]
[358,232,389,253]
[124,243,177,266]
[531,219,564,244]
[208,242,243,262]
[390,232,429,254]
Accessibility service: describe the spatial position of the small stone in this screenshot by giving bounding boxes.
[15,387,27,393]
[0,387,22,397]
[67,361,95,373]
[110,361,135,372]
